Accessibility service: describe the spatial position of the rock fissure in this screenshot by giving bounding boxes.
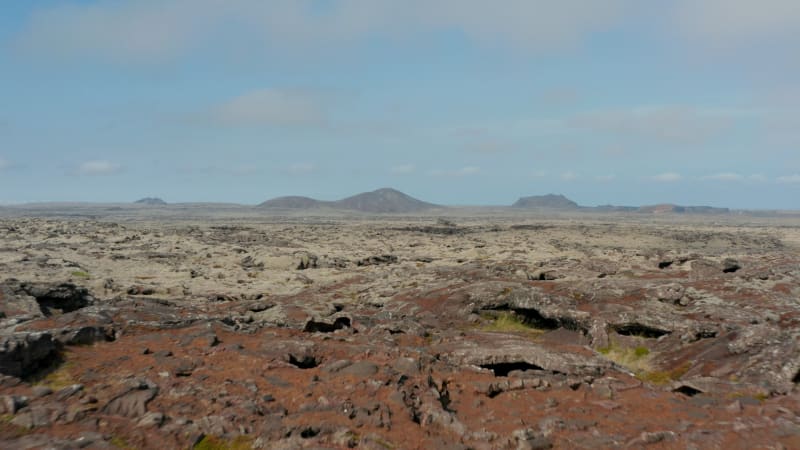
[480,361,545,377]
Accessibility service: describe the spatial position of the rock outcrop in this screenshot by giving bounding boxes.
[0,216,799,448]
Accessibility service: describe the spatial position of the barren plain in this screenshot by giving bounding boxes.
[2,209,800,449]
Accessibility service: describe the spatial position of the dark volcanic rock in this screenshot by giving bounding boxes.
[652,283,686,304]
[29,283,92,316]
[0,332,57,378]
[295,252,349,270]
[53,325,115,346]
[1,280,92,318]
[357,254,398,266]
[303,317,351,333]
[103,379,159,418]
[338,360,379,377]
[0,282,43,319]
[512,194,579,209]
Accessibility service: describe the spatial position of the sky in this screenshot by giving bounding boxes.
[1,1,799,208]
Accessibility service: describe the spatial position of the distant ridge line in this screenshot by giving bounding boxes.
[258,190,734,214]
[258,188,440,213]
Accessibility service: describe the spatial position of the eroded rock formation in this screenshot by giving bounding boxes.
[1,216,799,448]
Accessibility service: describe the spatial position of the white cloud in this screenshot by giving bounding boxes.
[178,164,259,176]
[465,140,514,154]
[418,1,632,51]
[285,162,316,175]
[390,164,415,174]
[560,171,578,181]
[228,165,259,175]
[651,172,682,182]
[672,0,800,48]
[0,158,9,170]
[14,1,218,63]
[570,106,732,144]
[532,170,547,178]
[777,174,800,184]
[594,174,616,182]
[452,127,489,138]
[603,146,627,157]
[539,87,580,108]
[76,160,122,176]
[429,166,480,177]
[762,111,800,147]
[701,172,743,181]
[14,0,634,63]
[699,173,771,183]
[13,2,800,72]
[213,89,326,127]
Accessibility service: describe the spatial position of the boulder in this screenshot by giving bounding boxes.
[0,332,57,378]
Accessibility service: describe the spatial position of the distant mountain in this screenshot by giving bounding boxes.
[594,205,639,212]
[637,204,729,214]
[258,196,327,209]
[682,206,730,214]
[512,194,579,209]
[257,188,439,213]
[334,188,438,213]
[255,190,736,215]
[510,195,730,214]
[134,197,167,205]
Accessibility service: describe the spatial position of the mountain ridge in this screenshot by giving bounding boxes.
[512,194,579,209]
[258,188,440,213]
[134,197,167,205]
[258,190,738,214]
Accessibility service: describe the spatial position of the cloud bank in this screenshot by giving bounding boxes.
[651,172,682,182]
[390,164,415,174]
[570,106,732,145]
[672,0,800,48]
[213,88,327,127]
[429,166,480,177]
[17,1,800,66]
[75,160,122,176]
[13,0,633,63]
[777,174,800,184]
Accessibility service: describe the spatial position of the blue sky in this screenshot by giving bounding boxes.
[1,1,799,208]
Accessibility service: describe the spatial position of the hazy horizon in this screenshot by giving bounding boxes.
[0,188,788,211]
[2,2,799,208]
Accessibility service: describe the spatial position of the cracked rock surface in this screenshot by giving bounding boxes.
[1,215,800,448]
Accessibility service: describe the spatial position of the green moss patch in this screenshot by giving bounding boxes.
[194,435,253,450]
[480,311,545,337]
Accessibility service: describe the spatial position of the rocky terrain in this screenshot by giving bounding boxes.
[1,212,800,449]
